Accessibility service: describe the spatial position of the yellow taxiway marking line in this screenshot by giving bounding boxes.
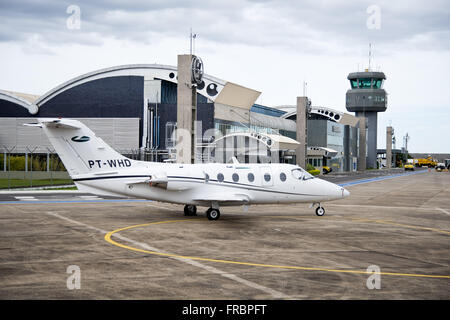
[105,218,450,280]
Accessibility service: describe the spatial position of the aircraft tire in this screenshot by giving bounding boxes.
[184,205,197,216]
[206,208,220,221]
[316,206,325,216]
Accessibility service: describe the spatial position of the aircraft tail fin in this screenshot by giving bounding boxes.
[29,118,136,177]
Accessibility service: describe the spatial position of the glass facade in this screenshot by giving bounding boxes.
[308,157,323,167]
[161,80,208,104]
[214,120,295,139]
[327,122,344,172]
[214,121,277,136]
[251,104,286,117]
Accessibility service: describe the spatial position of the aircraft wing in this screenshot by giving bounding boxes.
[193,193,250,203]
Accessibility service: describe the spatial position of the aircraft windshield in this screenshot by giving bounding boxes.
[302,171,315,180]
[291,168,315,181]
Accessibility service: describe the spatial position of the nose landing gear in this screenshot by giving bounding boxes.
[315,206,325,216]
[310,202,325,216]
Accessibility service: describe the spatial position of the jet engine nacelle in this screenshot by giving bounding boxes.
[149,172,189,191]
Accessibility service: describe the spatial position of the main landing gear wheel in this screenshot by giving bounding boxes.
[206,208,220,221]
[184,205,197,216]
[316,206,325,217]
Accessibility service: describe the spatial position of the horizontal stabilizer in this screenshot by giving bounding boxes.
[23,123,42,128]
[23,119,81,129]
[38,119,82,129]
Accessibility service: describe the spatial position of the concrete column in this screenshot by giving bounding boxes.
[191,84,197,163]
[358,117,366,171]
[356,111,378,169]
[386,126,393,169]
[343,125,350,172]
[176,54,196,164]
[296,97,308,169]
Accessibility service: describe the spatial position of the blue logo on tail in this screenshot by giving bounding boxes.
[71,136,90,142]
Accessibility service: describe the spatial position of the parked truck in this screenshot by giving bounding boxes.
[413,156,437,168]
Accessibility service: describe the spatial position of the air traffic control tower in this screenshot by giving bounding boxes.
[346,71,387,169]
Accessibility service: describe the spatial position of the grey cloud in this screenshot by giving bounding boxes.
[0,0,449,53]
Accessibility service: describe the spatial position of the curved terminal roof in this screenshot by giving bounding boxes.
[275,105,359,127]
[36,64,227,107]
[213,131,300,150]
[0,90,38,114]
[3,64,261,116]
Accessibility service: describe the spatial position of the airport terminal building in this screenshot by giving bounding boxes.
[0,63,361,172]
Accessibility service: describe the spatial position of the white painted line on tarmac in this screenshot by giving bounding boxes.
[46,211,288,299]
[435,208,450,216]
[14,196,38,201]
[46,211,106,234]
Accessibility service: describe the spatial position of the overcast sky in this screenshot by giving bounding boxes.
[0,0,449,153]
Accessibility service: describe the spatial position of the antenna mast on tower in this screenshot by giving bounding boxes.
[190,28,197,55]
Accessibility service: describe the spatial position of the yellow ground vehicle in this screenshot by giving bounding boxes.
[413,156,437,168]
[404,164,414,171]
[323,166,332,174]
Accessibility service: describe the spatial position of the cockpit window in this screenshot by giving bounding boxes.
[291,168,314,181]
[302,170,315,180]
[291,169,303,180]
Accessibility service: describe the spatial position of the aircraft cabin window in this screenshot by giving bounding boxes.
[232,173,239,182]
[280,172,287,182]
[217,173,224,182]
[248,173,255,182]
[264,173,271,182]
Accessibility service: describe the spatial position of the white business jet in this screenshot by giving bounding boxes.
[27,119,349,220]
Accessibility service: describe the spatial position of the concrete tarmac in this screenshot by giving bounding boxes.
[0,171,448,299]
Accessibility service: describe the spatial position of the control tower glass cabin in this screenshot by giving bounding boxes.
[346,71,387,169]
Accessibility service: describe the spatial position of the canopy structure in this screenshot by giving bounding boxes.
[0,90,38,114]
[308,146,338,158]
[201,131,301,163]
[213,131,300,150]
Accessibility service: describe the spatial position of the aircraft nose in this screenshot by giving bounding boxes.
[342,188,350,198]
